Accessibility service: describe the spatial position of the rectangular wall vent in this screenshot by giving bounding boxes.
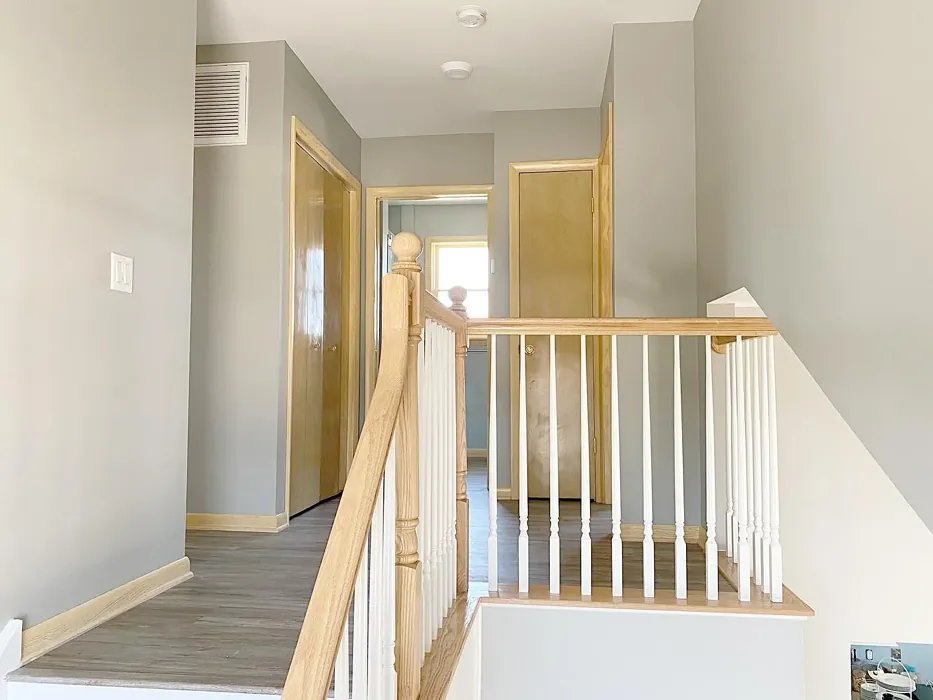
[194,62,249,147]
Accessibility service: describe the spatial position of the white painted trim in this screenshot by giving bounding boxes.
[1,620,23,700]
[6,682,261,700]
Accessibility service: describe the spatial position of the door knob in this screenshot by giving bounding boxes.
[311,342,321,350]
[329,345,338,352]
[524,344,535,356]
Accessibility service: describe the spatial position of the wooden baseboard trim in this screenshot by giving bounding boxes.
[21,557,192,665]
[186,512,288,533]
[466,448,488,459]
[496,487,513,501]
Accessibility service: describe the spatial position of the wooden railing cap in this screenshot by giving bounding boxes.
[391,232,423,273]
[448,286,468,320]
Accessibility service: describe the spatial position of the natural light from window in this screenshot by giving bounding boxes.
[432,240,489,318]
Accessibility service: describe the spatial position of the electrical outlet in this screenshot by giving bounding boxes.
[867,649,874,661]
[110,253,134,293]
[892,647,902,662]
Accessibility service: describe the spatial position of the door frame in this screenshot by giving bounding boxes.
[507,158,613,501]
[363,184,494,408]
[286,116,362,520]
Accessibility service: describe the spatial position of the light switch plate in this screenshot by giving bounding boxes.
[110,253,134,293]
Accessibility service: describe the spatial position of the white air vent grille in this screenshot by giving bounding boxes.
[194,62,249,147]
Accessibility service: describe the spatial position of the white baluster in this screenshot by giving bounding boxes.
[760,338,772,596]
[744,341,755,589]
[610,335,623,597]
[417,332,427,654]
[335,616,350,700]
[352,535,369,700]
[518,334,530,594]
[673,336,686,600]
[422,323,433,650]
[725,345,734,561]
[448,330,456,612]
[642,335,654,599]
[767,336,783,603]
[368,477,385,700]
[429,322,439,642]
[734,337,751,601]
[488,335,499,593]
[705,337,719,601]
[548,334,560,595]
[580,335,592,597]
[728,344,742,563]
[434,324,443,635]
[440,327,449,621]
[384,435,398,698]
[751,339,763,588]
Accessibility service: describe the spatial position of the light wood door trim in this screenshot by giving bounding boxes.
[596,103,614,503]
[286,117,362,523]
[364,184,494,410]
[507,159,604,501]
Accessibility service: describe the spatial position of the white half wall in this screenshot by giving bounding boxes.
[446,609,482,700]
[0,620,23,700]
[709,288,933,699]
[481,605,805,700]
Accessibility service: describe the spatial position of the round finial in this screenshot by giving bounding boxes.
[448,285,468,319]
[391,232,423,265]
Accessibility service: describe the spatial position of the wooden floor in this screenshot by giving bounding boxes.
[13,459,730,692]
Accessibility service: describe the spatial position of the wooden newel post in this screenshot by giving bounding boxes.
[448,286,470,596]
[392,232,423,700]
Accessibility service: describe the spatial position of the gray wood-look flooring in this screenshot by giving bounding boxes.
[13,459,728,692]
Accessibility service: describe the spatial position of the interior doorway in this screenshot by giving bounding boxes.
[286,118,361,518]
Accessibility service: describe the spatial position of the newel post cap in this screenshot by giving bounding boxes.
[391,232,423,273]
[448,286,468,319]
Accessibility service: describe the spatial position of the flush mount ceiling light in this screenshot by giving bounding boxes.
[441,61,473,80]
[456,5,487,28]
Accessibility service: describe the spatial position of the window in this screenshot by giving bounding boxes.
[426,236,489,318]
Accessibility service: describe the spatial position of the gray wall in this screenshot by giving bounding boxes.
[189,41,361,517]
[0,0,196,626]
[481,606,805,700]
[694,1,933,529]
[362,134,494,187]
[612,23,700,524]
[490,108,602,487]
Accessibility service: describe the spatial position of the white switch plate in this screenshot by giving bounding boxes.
[110,253,134,293]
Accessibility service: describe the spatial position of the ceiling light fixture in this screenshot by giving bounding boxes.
[441,61,473,80]
[456,5,487,28]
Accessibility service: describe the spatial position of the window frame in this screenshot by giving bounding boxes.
[424,235,489,312]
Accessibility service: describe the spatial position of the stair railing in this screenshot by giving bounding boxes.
[281,232,468,700]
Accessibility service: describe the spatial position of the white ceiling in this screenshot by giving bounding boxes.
[197,0,702,138]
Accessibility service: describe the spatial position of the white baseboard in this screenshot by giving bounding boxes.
[1,620,23,700]
[6,682,260,700]
[466,448,488,459]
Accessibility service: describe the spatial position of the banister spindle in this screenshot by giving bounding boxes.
[705,337,718,601]
[487,335,498,593]
[734,336,751,601]
[673,336,686,600]
[725,345,734,561]
[518,334,530,594]
[580,335,592,598]
[767,336,783,603]
[744,340,755,589]
[548,334,560,595]
[352,536,370,700]
[730,346,740,567]
[749,338,762,588]
[610,335,622,597]
[335,618,350,700]
[384,435,398,695]
[760,338,772,596]
[449,287,469,597]
[642,335,654,599]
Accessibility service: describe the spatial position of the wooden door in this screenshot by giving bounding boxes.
[319,170,346,501]
[517,169,596,499]
[291,145,326,516]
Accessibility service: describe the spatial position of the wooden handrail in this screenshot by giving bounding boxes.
[281,272,411,700]
[467,317,777,337]
[423,290,467,334]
